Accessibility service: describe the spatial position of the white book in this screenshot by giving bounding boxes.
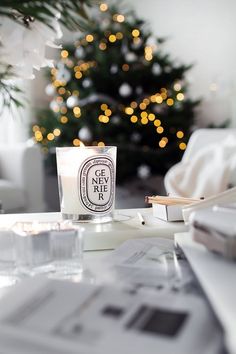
[175,232,236,354]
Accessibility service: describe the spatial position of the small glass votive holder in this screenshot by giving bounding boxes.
[12,221,84,277]
[56,146,117,223]
[0,230,19,287]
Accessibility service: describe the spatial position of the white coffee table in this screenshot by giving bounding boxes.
[0,208,187,252]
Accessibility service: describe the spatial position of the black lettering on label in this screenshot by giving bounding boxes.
[78,155,115,213]
[99,193,104,200]
[93,185,99,192]
[92,178,98,184]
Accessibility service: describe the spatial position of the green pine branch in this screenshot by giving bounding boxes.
[0,65,25,114]
[0,0,97,31]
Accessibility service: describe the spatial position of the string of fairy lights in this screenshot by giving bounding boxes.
[32,2,187,153]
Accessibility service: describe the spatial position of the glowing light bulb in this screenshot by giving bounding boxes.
[61,50,69,58]
[32,125,40,132]
[130,101,138,108]
[156,126,164,134]
[73,107,81,118]
[150,95,156,103]
[86,34,94,43]
[99,42,107,50]
[103,116,109,123]
[176,131,184,139]
[139,103,147,110]
[145,54,153,61]
[73,139,80,146]
[100,3,108,11]
[132,29,140,37]
[122,64,129,71]
[58,87,66,95]
[60,116,68,124]
[174,82,182,91]
[140,111,148,119]
[35,131,43,142]
[161,92,167,100]
[105,109,112,116]
[179,142,187,150]
[116,14,125,23]
[51,68,57,75]
[130,115,138,123]
[144,46,153,60]
[101,103,108,111]
[156,96,163,104]
[143,98,150,105]
[125,107,134,115]
[75,71,82,79]
[116,32,123,40]
[47,133,54,141]
[109,34,116,43]
[53,80,61,88]
[53,128,61,136]
[177,93,185,101]
[166,98,174,106]
[141,117,148,125]
[148,113,155,121]
[159,140,166,148]
[98,141,105,146]
[154,119,161,127]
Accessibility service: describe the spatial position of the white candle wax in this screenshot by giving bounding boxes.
[58,147,94,215]
[60,175,85,214]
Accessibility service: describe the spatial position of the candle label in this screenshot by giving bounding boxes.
[78,155,115,213]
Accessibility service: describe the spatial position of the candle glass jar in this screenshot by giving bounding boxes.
[56,146,117,223]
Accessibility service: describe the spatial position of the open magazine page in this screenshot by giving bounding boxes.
[0,277,223,354]
[84,238,200,296]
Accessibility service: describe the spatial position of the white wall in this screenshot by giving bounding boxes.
[125,0,236,126]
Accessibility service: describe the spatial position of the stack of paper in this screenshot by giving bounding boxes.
[0,237,225,353]
[0,277,223,354]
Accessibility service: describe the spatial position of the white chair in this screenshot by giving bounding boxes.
[164,128,236,197]
[0,143,46,213]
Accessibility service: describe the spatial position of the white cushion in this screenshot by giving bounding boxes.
[0,179,26,212]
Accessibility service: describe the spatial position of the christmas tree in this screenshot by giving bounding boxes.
[33,2,199,183]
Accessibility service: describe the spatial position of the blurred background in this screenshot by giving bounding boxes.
[0,0,235,212]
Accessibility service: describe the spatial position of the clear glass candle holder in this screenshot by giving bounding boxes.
[56,146,117,223]
[12,221,84,277]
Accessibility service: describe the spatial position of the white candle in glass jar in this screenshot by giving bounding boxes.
[56,146,116,221]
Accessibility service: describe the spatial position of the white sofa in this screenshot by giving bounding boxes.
[0,143,46,213]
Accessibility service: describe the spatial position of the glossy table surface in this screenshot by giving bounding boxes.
[0,208,187,251]
[0,208,188,303]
